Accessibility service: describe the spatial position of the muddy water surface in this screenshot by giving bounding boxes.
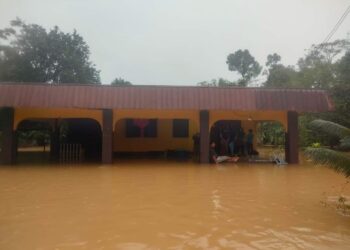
[1,161,350,249]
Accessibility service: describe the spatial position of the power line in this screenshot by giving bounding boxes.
[323,5,350,43]
[322,5,350,44]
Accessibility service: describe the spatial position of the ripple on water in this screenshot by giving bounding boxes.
[1,163,350,249]
[114,242,153,250]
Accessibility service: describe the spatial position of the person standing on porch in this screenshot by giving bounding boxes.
[228,129,236,156]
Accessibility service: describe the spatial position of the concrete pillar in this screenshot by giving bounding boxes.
[102,109,113,164]
[285,111,299,164]
[199,110,209,164]
[50,119,60,161]
[0,107,16,165]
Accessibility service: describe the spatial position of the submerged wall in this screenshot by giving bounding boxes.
[11,107,287,154]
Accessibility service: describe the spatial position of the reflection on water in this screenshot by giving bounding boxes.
[1,160,350,249]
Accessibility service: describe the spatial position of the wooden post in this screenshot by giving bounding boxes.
[285,111,299,164]
[102,109,113,164]
[199,110,210,164]
[0,107,16,165]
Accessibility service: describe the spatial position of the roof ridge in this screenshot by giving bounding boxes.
[0,82,328,91]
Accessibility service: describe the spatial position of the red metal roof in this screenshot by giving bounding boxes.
[0,83,333,112]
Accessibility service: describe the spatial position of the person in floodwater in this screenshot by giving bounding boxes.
[210,142,239,164]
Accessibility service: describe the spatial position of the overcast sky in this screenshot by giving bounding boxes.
[0,0,349,85]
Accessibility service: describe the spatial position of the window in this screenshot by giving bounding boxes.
[126,119,157,137]
[173,119,189,138]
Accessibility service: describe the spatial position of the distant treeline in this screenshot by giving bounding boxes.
[1,18,350,148]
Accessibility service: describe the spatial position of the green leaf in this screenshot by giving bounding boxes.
[305,147,350,177]
[339,137,350,151]
[310,119,350,139]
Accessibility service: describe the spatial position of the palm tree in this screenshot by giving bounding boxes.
[305,119,350,177]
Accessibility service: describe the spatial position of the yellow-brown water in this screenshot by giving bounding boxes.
[1,160,350,249]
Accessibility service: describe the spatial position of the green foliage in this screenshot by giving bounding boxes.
[305,119,350,178]
[0,18,100,84]
[262,39,350,149]
[311,142,321,148]
[308,119,350,152]
[309,119,350,139]
[337,52,350,84]
[305,147,350,177]
[263,53,298,88]
[327,84,350,127]
[226,49,262,86]
[297,115,335,147]
[296,39,350,88]
[264,64,298,87]
[17,120,51,147]
[265,53,281,67]
[111,77,132,86]
[256,121,285,146]
[309,85,350,137]
[339,137,350,151]
[197,78,237,87]
[17,130,50,147]
[297,61,336,88]
[300,39,350,67]
[263,39,350,89]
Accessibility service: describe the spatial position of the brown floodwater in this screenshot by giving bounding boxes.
[1,159,350,250]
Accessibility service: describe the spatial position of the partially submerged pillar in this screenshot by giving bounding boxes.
[199,110,209,164]
[50,119,60,161]
[0,107,16,165]
[285,111,299,164]
[102,109,113,164]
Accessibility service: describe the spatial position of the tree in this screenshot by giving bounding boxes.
[305,119,350,177]
[262,53,298,87]
[197,78,237,87]
[323,84,350,128]
[300,39,350,67]
[265,53,281,68]
[296,39,350,89]
[264,65,298,87]
[337,51,350,85]
[111,77,132,86]
[226,49,262,86]
[0,18,100,84]
[261,39,350,149]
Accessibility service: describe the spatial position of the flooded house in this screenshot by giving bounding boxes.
[0,83,333,165]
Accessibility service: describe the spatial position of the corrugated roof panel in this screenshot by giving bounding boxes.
[0,83,333,112]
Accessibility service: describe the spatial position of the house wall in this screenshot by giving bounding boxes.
[13,108,288,153]
[113,119,198,152]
